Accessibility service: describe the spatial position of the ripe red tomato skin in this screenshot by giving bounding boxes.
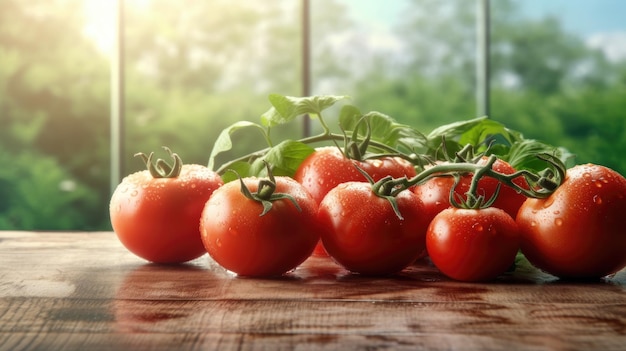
[516,164,626,279]
[295,146,417,256]
[200,176,321,277]
[413,158,528,221]
[110,164,224,264]
[295,146,417,204]
[426,207,520,282]
[317,182,430,275]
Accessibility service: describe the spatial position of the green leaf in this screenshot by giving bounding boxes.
[249,140,315,178]
[506,139,576,172]
[426,116,489,141]
[220,161,253,183]
[339,109,427,152]
[425,117,490,158]
[208,121,265,171]
[260,94,349,127]
[458,119,519,149]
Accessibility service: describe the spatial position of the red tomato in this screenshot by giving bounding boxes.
[426,207,520,282]
[414,157,528,221]
[110,164,223,264]
[412,175,457,226]
[317,181,430,275]
[516,164,626,279]
[295,146,417,204]
[200,176,321,277]
[294,146,417,256]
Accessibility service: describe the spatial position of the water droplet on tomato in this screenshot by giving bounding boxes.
[543,197,554,208]
[593,195,603,205]
[530,221,537,227]
[583,172,592,179]
[554,218,563,226]
[594,180,603,188]
[371,159,383,168]
[553,210,560,215]
[472,223,484,232]
[191,183,196,189]
[131,190,138,197]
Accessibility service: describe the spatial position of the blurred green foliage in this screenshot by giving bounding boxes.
[0,0,625,230]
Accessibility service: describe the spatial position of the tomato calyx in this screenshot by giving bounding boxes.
[353,164,407,220]
[450,157,502,210]
[338,115,371,162]
[135,146,183,178]
[232,164,302,216]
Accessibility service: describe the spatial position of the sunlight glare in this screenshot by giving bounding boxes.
[82,0,117,56]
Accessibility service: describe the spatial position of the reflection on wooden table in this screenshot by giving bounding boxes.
[0,231,625,350]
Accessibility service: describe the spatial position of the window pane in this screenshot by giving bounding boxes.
[309,0,478,131]
[491,0,626,174]
[0,0,110,230]
[121,1,302,175]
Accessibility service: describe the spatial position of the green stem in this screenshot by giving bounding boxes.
[215,131,406,175]
[375,152,565,208]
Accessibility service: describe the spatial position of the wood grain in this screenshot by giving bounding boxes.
[0,231,625,351]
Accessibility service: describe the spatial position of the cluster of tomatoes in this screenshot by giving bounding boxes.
[110,146,626,282]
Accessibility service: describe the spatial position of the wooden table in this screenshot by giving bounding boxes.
[0,231,625,350]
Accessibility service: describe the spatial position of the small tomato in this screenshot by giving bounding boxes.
[110,148,223,263]
[200,176,321,277]
[318,181,429,275]
[295,146,417,256]
[426,207,520,282]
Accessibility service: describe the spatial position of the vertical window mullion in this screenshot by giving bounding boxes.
[110,0,125,195]
[476,0,490,117]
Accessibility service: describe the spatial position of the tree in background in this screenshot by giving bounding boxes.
[349,0,626,173]
[1,0,625,230]
[0,0,108,229]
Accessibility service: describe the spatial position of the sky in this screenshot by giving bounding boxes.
[518,0,626,62]
[347,0,625,36]
[82,0,626,62]
[342,0,626,62]
[518,0,626,36]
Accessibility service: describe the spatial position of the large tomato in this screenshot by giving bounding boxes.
[294,146,417,256]
[413,157,528,221]
[426,207,520,282]
[110,156,223,264]
[317,181,430,275]
[200,176,321,277]
[516,164,626,279]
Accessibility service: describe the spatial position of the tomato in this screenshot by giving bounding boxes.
[426,207,520,282]
[412,175,457,226]
[200,176,321,277]
[294,146,417,256]
[295,146,417,204]
[413,157,528,221]
[110,162,223,264]
[516,164,626,279]
[317,181,430,275]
